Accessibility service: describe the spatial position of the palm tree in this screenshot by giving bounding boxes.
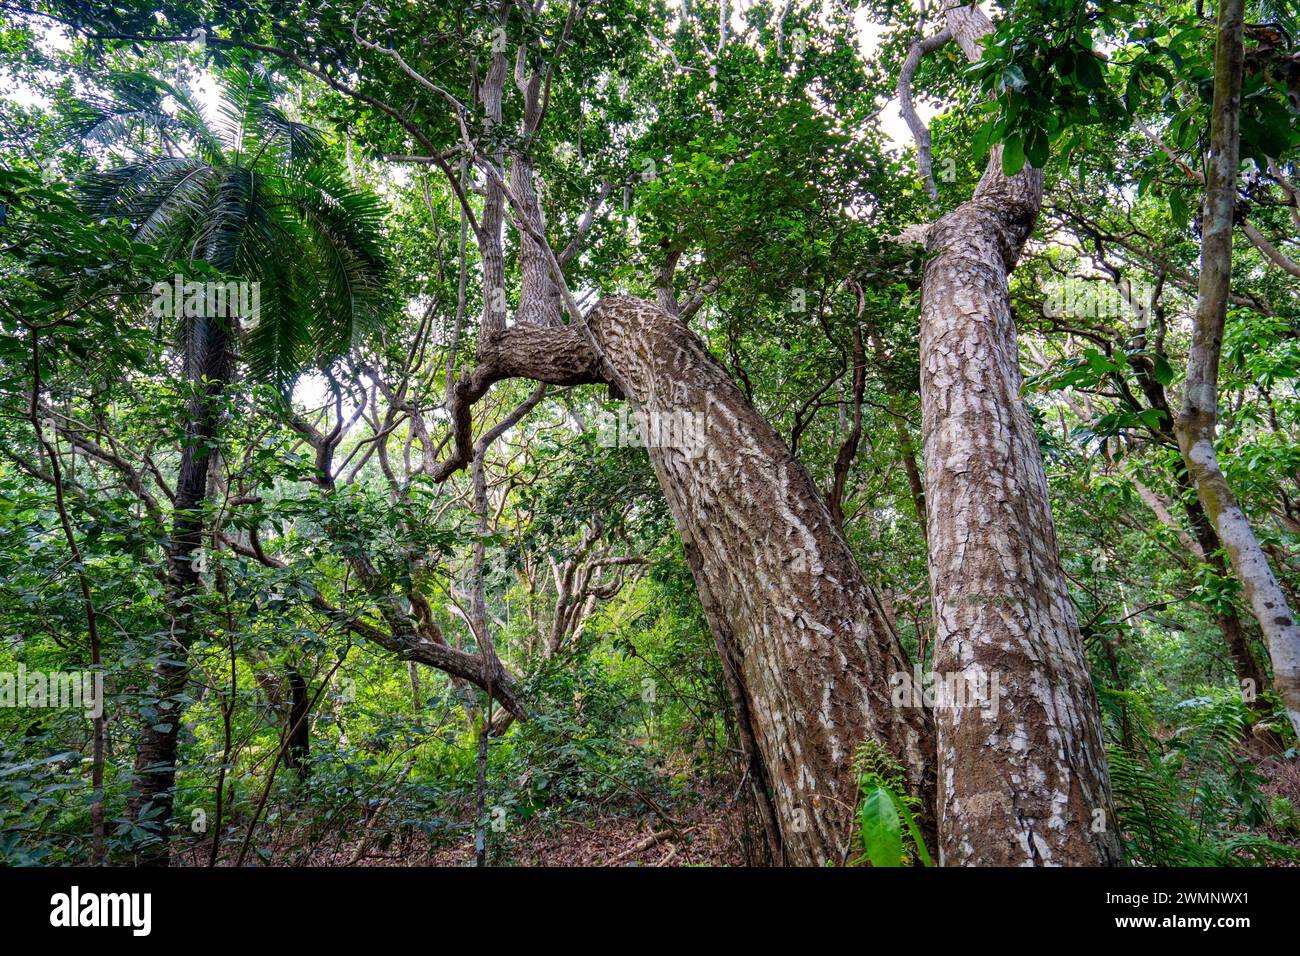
[75,65,388,864]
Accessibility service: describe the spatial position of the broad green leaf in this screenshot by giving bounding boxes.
[1169,190,1191,230]
[1074,52,1105,89]
[1025,128,1050,169]
[1153,354,1175,386]
[858,787,904,867]
[1002,135,1027,177]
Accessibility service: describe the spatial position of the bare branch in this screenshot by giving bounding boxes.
[898,26,953,200]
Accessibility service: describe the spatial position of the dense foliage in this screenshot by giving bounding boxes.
[1,0,1299,867]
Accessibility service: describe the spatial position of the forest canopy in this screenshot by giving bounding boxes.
[1,0,1300,871]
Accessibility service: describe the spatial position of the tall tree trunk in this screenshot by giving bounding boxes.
[126,314,232,865]
[916,2,1123,865]
[1183,492,1269,695]
[283,667,311,780]
[586,296,935,866]
[1174,0,1300,737]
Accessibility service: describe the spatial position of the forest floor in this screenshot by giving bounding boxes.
[181,781,749,867]
[176,738,1300,867]
[421,797,746,867]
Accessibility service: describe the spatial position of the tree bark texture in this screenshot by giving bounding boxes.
[587,296,935,866]
[917,1,1124,865]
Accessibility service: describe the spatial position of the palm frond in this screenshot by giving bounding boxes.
[273,164,390,367]
[216,63,277,159]
[257,104,325,165]
[1253,0,1299,33]
[134,163,219,245]
[80,157,212,229]
[66,71,223,162]
[76,64,392,389]
[194,166,256,272]
[241,222,312,389]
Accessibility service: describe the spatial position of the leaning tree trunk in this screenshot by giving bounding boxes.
[1174,0,1300,737]
[584,297,935,866]
[455,179,936,863]
[458,303,936,864]
[915,2,1123,865]
[448,64,936,864]
[126,314,232,865]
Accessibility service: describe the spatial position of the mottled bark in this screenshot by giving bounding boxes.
[511,156,562,328]
[915,2,1122,865]
[436,289,936,865]
[434,325,605,481]
[1174,0,1300,737]
[587,297,935,866]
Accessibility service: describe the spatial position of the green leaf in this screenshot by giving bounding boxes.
[858,787,904,867]
[1153,354,1174,386]
[1169,190,1191,230]
[1138,408,1168,431]
[898,800,934,867]
[1025,128,1049,169]
[1137,166,1157,198]
[1085,349,1115,374]
[1074,52,1105,89]
[971,120,994,167]
[1002,135,1027,177]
